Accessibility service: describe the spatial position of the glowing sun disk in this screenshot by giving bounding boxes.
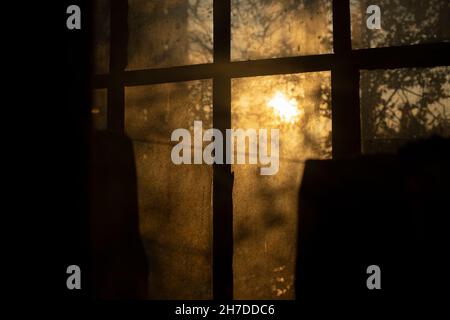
[267,91,301,123]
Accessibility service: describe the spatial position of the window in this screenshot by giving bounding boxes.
[92,0,450,299]
[125,81,213,299]
[231,72,331,299]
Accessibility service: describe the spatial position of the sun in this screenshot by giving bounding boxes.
[267,91,301,124]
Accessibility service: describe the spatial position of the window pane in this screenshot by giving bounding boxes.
[92,89,107,130]
[351,0,450,49]
[125,80,213,299]
[231,72,332,299]
[93,0,110,74]
[231,0,333,61]
[127,0,213,70]
[361,66,450,153]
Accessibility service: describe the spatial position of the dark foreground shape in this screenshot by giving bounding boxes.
[90,130,148,299]
[296,137,450,309]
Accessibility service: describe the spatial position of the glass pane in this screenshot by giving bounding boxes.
[92,89,107,130]
[125,80,213,299]
[127,0,213,70]
[231,72,332,299]
[93,0,110,74]
[231,0,333,61]
[361,66,450,153]
[351,0,450,49]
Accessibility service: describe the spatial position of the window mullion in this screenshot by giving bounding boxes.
[331,0,361,158]
[213,0,234,301]
[107,0,127,133]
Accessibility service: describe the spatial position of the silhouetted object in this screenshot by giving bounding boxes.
[90,130,148,299]
[296,136,449,307]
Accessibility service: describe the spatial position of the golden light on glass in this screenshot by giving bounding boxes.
[267,91,302,124]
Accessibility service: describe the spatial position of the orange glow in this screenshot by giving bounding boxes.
[267,91,301,124]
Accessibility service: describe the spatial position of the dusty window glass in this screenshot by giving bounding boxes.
[125,80,213,299]
[231,72,332,299]
[351,0,450,49]
[361,66,450,153]
[93,0,110,74]
[92,89,108,130]
[127,0,213,70]
[231,0,333,61]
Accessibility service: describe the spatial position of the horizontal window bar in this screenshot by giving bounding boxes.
[93,42,450,88]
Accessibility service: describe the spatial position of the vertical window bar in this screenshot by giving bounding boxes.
[213,0,234,300]
[108,0,127,132]
[331,0,361,158]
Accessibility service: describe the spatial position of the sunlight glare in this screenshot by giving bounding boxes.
[267,91,301,123]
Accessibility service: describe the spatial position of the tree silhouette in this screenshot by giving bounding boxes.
[351,0,450,152]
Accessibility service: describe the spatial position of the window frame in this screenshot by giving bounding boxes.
[92,0,450,300]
